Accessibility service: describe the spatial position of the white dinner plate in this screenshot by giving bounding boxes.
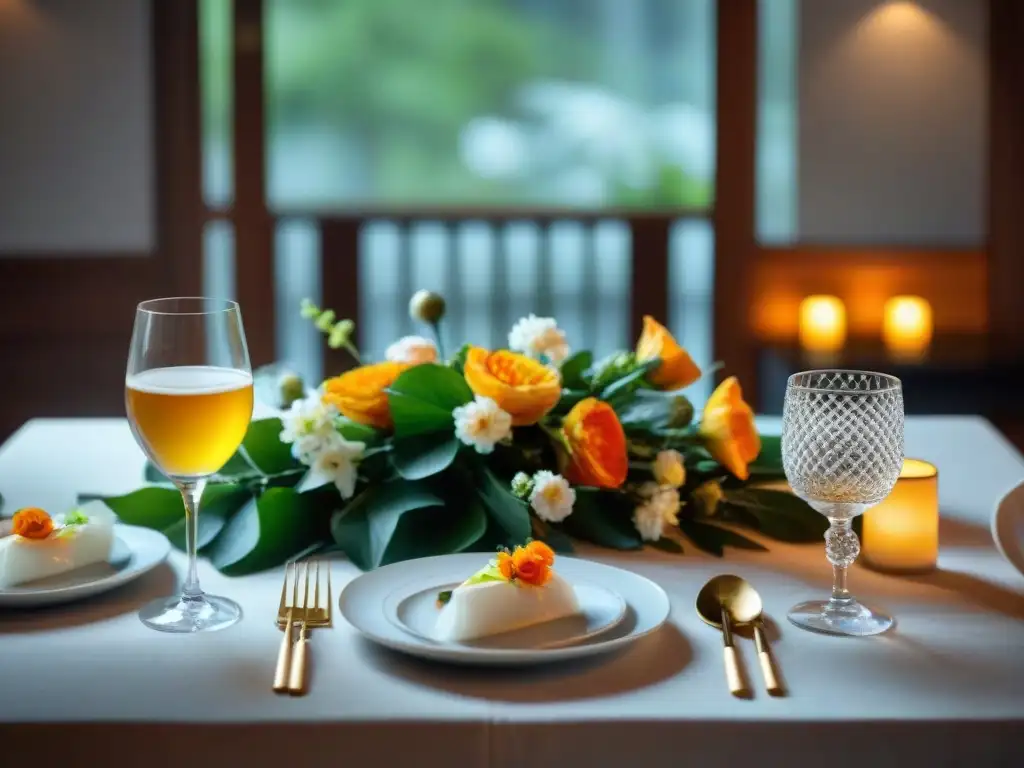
[993,482,1024,580]
[0,525,171,608]
[340,553,670,666]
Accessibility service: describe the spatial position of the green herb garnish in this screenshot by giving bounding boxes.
[64,509,90,526]
[436,590,453,608]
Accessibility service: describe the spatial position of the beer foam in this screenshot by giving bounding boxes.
[126,366,253,395]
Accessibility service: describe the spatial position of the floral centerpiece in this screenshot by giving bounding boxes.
[102,292,825,574]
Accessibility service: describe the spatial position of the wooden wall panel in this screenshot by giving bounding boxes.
[750,248,987,343]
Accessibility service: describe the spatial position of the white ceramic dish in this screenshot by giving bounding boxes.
[992,481,1024,580]
[0,525,171,608]
[340,553,670,666]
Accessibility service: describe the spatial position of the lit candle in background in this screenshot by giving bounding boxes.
[799,295,846,359]
[862,458,938,573]
[883,296,933,361]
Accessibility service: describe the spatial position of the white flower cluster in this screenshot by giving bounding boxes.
[453,396,513,454]
[278,393,365,499]
[508,314,570,364]
[528,471,576,523]
[632,482,682,542]
[385,335,438,365]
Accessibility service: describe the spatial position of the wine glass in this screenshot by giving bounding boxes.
[782,370,904,636]
[125,298,253,632]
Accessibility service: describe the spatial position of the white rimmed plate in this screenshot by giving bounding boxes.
[0,525,172,608]
[340,553,670,666]
[993,482,1024,580]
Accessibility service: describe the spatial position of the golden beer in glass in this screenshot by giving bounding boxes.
[126,298,252,633]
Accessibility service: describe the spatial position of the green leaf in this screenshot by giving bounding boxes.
[746,434,784,477]
[392,435,460,480]
[337,419,382,444]
[723,488,828,542]
[103,487,185,531]
[387,364,473,437]
[599,359,659,402]
[615,390,694,432]
[650,537,684,554]
[474,466,532,544]
[551,389,589,416]
[208,487,324,575]
[330,482,445,570]
[163,484,251,552]
[448,343,470,375]
[679,519,769,556]
[540,524,576,554]
[239,418,300,475]
[562,488,643,550]
[559,350,593,390]
[380,497,488,565]
[143,462,169,483]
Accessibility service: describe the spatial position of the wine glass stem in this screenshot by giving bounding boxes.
[825,516,860,610]
[178,479,207,599]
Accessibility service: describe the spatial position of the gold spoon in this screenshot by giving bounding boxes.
[696,574,784,697]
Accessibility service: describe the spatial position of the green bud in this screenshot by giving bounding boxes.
[409,290,447,325]
[667,395,695,428]
[315,310,337,332]
[510,472,534,499]
[328,319,355,349]
[300,298,320,319]
[278,372,305,408]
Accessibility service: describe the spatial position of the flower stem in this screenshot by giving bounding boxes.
[430,321,446,359]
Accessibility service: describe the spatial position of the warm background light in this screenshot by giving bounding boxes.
[884,295,933,360]
[798,295,846,355]
[862,458,938,573]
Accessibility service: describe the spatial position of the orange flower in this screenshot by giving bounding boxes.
[636,315,702,390]
[524,540,555,567]
[322,362,409,429]
[497,551,516,581]
[463,347,560,426]
[700,376,761,481]
[511,546,552,587]
[12,507,54,540]
[562,398,628,489]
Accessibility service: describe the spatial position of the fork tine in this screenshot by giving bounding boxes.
[313,559,321,611]
[291,561,300,613]
[300,561,311,613]
[278,561,290,614]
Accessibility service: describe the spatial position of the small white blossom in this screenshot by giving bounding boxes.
[308,438,365,499]
[453,396,513,454]
[510,472,534,499]
[653,450,686,488]
[508,314,570,364]
[632,482,682,542]
[529,471,576,523]
[385,335,438,365]
[279,393,339,464]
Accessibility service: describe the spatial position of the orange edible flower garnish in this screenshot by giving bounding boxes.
[563,397,628,489]
[322,361,409,430]
[497,550,516,581]
[636,315,702,390]
[512,546,552,587]
[463,347,561,426]
[11,507,54,540]
[524,540,555,567]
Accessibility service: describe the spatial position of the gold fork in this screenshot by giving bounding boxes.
[272,560,332,695]
[272,561,300,693]
[288,560,323,696]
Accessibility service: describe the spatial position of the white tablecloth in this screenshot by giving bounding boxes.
[1,416,1022,768]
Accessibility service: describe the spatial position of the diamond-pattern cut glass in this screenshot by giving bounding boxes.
[783,371,904,506]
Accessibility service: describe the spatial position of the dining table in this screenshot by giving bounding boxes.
[0,414,1022,767]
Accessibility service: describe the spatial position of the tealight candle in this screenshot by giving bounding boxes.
[861,458,938,573]
[883,296,933,361]
[799,295,846,357]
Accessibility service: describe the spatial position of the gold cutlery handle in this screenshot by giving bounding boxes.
[288,632,308,696]
[723,646,745,696]
[758,649,783,695]
[273,621,293,693]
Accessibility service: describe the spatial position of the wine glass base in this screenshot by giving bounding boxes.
[139,593,242,633]
[787,599,893,637]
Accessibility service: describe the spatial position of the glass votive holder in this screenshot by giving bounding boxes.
[861,458,939,573]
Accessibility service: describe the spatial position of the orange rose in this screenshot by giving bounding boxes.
[12,507,54,540]
[463,347,560,426]
[563,397,628,489]
[322,361,409,429]
[636,315,702,390]
[701,376,760,480]
[511,546,552,587]
[497,551,516,581]
[524,540,555,567]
